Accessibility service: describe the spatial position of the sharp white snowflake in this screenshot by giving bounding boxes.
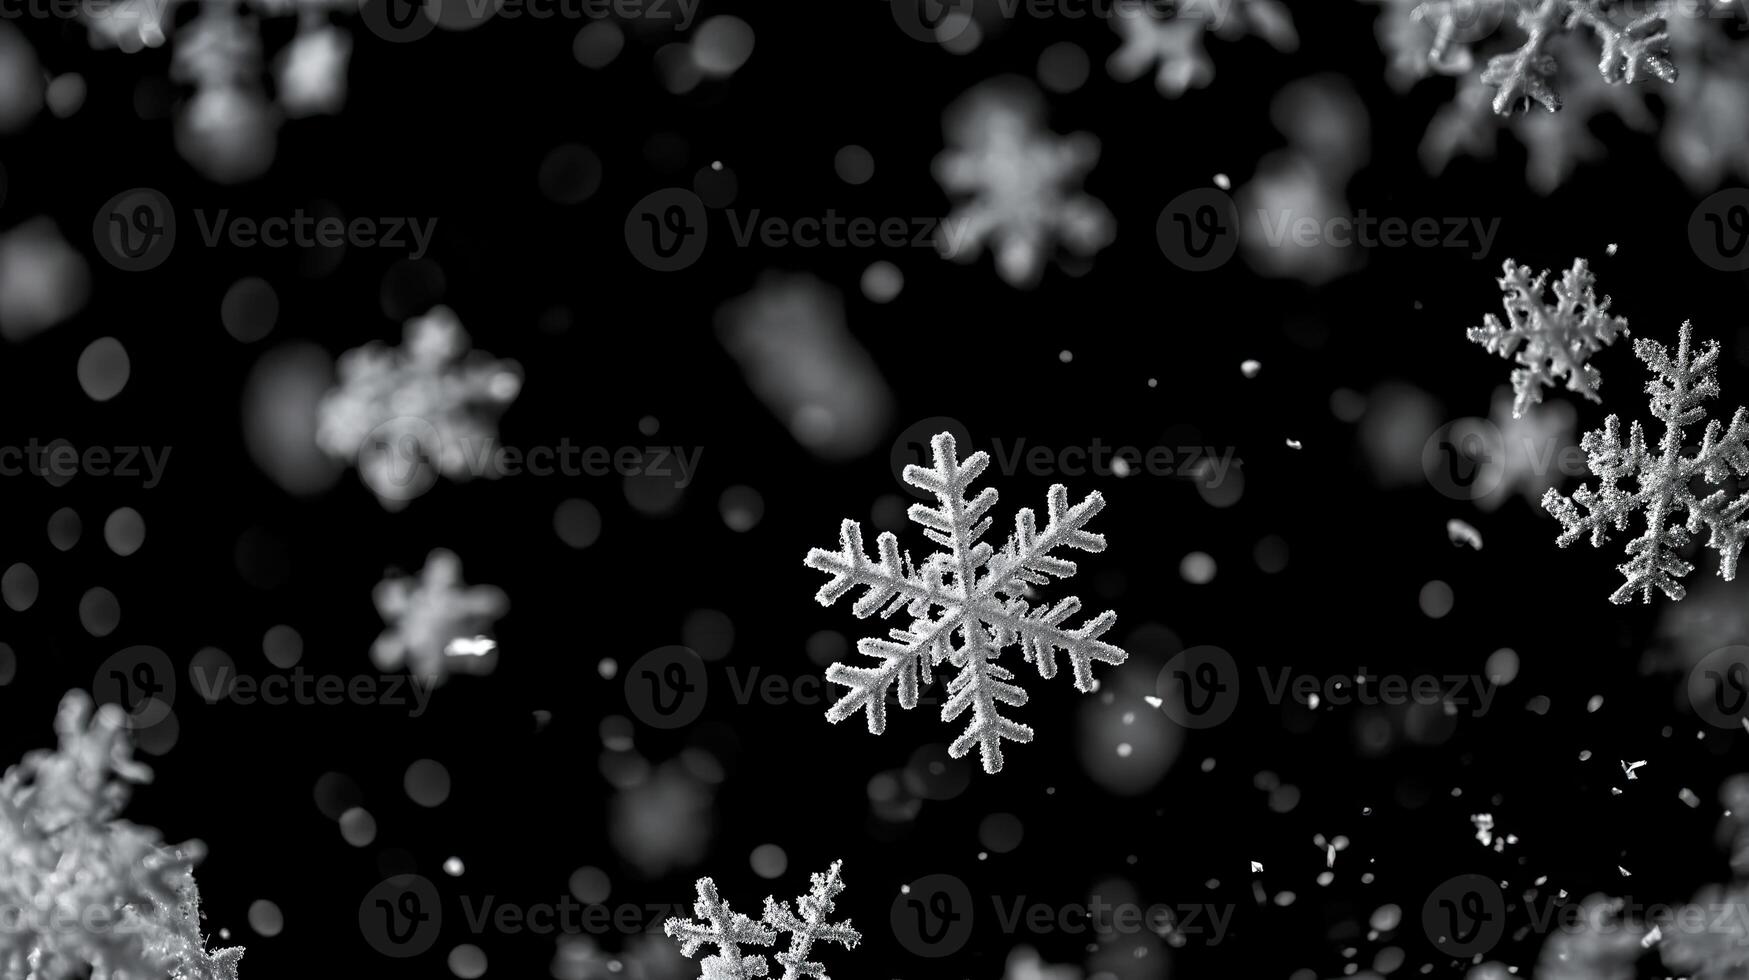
[1481,0,1675,113]
[804,432,1127,774]
[1107,0,1298,97]
[1543,323,1749,604]
[664,862,859,980]
[1468,258,1630,418]
[372,549,509,682]
[317,306,523,510]
[932,78,1115,288]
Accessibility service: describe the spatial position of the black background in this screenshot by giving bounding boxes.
[5,0,1749,978]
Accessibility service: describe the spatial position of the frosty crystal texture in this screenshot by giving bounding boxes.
[0,692,243,980]
[1482,0,1675,113]
[372,549,509,682]
[317,306,523,510]
[1468,258,1629,417]
[1107,0,1298,97]
[933,79,1115,288]
[805,432,1127,774]
[1543,323,1749,603]
[664,863,858,980]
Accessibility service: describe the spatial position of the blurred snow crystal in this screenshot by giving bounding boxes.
[933,78,1115,288]
[0,218,90,342]
[663,862,859,980]
[318,306,523,510]
[372,549,508,682]
[1107,0,1298,97]
[715,274,893,461]
[0,692,243,980]
[805,432,1127,774]
[1544,323,1749,603]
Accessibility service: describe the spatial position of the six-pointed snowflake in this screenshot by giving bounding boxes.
[318,306,523,511]
[1543,322,1749,603]
[933,78,1115,288]
[372,549,509,682]
[805,432,1127,774]
[1468,257,1630,418]
[1107,0,1298,97]
[664,862,859,980]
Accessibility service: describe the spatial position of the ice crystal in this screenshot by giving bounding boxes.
[77,0,352,181]
[1107,0,1298,97]
[1661,9,1749,191]
[372,549,509,682]
[1482,0,1676,113]
[1543,323,1749,603]
[0,691,242,980]
[664,863,858,980]
[1468,258,1630,418]
[317,306,523,510]
[804,432,1127,774]
[933,78,1115,288]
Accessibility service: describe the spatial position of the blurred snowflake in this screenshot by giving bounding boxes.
[372,548,508,682]
[664,862,858,980]
[933,77,1114,288]
[0,692,242,980]
[805,432,1127,774]
[1544,323,1749,603]
[1468,258,1629,418]
[318,306,523,510]
[1107,0,1297,96]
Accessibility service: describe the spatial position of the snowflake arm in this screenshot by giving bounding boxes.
[664,879,776,980]
[804,432,1127,773]
[761,862,860,980]
[1468,258,1629,417]
[1543,323,1749,603]
[1478,0,1675,114]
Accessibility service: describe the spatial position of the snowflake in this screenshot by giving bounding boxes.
[317,306,523,510]
[1107,0,1298,97]
[1543,323,1749,603]
[1482,0,1676,113]
[664,863,859,980]
[1468,258,1630,418]
[372,549,509,682]
[1473,387,1578,513]
[804,432,1127,774]
[0,691,243,980]
[932,78,1115,288]
[1661,9,1749,191]
[79,0,356,182]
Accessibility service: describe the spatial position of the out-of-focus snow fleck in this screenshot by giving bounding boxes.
[372,549,508,683]
[1447,518,1483,550]
[0,218,90,341]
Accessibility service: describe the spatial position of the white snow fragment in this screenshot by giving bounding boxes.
[804,432,1128,774]
[446,635,497,658]
[1143,695,1164,709]
[1472,813,1495,847]
[1642,925,1661,947]
[1680,787,1701,807]
[1588,695,1604,713]
[1286,438,1302,449]
[1607,243,1619,256]
[1215,173,1231,190]
[1250,861,1263,873]
[1446,519,1484,551]
[1619,865,1631,876]
[1611,787,1624,796]
[1241,359,1262,378]
[1621,759,1646,780]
